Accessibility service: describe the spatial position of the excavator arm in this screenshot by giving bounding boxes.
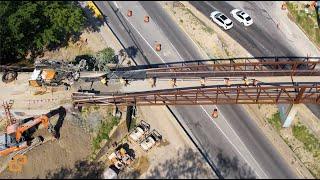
[15,115,50,142]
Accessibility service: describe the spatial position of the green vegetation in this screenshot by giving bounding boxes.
[267,111,282,132]
[293,123,320,158]
[95,47,116,71]
[92,116,120,150]
[129,117,137,132]
[202,26,214,34]
[286,2,320,49]
[0,1,87,64]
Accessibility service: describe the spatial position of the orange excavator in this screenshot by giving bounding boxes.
[0,106,63,157]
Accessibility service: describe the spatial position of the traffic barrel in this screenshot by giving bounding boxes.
[144,16,150,23]
[155,43,161,51]
[127,10,132,17]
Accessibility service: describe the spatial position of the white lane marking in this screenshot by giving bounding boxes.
[114,1,119,8]
[119,2,267,177]
[215,106,268,177]
[201,105,268,178]
[168,41,184,61]
[120,6,168,66]
[175,16,209,58]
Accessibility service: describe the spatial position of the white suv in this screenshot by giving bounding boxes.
[210,11,233,30]
[230,9,253,26]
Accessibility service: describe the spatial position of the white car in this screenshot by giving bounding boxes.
[230,9,253,26]
[129,126,144,142]
[128,120,150,142]
[140,136,156,152]
[210,11,233,30]
[139,130,162,152]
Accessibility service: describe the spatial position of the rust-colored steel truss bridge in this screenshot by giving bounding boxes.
[73,57,320,106]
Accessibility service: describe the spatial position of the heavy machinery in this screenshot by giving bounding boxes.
[28,60,84,88]
[0,107,63,157]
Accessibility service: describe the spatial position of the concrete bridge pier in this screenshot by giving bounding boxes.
[278,104,299,128]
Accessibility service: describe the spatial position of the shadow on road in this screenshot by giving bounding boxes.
[104,2,151,65]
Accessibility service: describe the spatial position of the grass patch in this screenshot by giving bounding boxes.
[129,117,137,132]
[292,123,320,158]
[92,116,120,150]
[286,2,320,48]
[267,111,282,132]
[202,26,214,34]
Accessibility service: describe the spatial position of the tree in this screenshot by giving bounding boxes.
[95,47,116,71]
[0,1,87,65]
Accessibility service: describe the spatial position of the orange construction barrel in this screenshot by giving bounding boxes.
[212,108,218,118]
[144,16,150,22]
[155,43,161,51]
[127,10,132,17]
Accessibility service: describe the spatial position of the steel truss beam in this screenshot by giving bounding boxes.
[72,82,320,106]
[109,57,320,80]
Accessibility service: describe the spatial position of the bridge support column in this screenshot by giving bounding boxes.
[278,104,298,128]
[126,106,137,131]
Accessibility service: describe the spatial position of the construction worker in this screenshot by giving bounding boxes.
[243,76,249,86]
[171,78,177,87]
[149,77,157,88]
[224,78,230,86]
[101,77,109,86]
[200,77,206,86]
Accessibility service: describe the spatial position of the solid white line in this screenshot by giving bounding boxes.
[216,106,268,177]
[176,18,209,58]
[120,2,267,177]
[201,105,268,178]
[113,1,119,9]
[121,11,168,66]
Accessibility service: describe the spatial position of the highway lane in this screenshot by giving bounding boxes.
[94,1,161,65]
[95,1,261,178]
[140,1,297,178]
[94,1,297,178]
[190,1,320,120]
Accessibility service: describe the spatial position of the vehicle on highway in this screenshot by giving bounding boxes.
[210,11,233,30]
[230,9,253,26]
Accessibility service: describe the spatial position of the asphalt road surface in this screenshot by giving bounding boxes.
[190,1,320,119]
[94,1,298,178]
[141,1,297,178]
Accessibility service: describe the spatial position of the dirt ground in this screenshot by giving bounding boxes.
[161,1,317,178]
[0,119,92,179]
[108,106,216,179]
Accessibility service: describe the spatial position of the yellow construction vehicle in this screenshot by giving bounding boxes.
[29,60,81,88]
